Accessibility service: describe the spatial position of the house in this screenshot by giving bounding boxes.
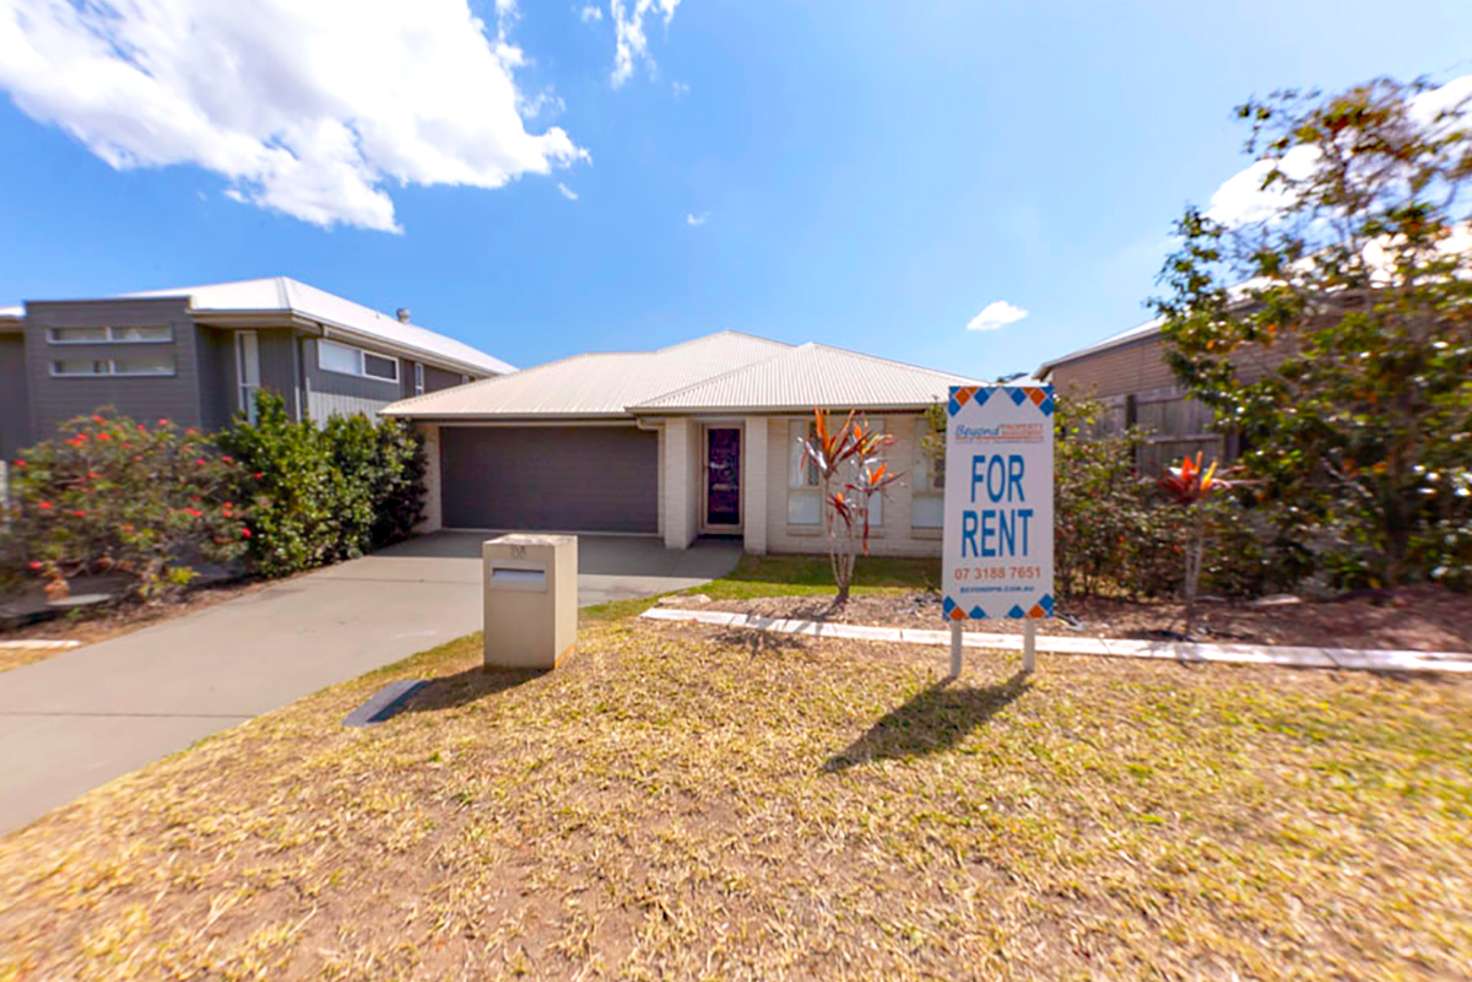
[382,331,979,556]
[1035,318,1230,473]
[0,277,514,460]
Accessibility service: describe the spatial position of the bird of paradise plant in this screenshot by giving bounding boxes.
[1158,451,1231,639]
[802,409,902,606]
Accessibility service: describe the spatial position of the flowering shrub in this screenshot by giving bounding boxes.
[1,412,250,600]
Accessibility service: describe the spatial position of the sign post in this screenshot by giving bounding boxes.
[940,384,1055,677]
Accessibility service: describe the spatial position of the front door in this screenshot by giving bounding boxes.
[705,427,741,528]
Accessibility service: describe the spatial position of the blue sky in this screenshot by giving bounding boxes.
[1,1,1470,378]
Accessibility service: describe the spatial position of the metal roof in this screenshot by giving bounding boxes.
[125,277,515,375]
[631,342,979,413]
[382,331,794,418]
[4,277,513,375]
[383,332,978,419]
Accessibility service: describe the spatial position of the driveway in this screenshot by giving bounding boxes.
[0,533,740,834]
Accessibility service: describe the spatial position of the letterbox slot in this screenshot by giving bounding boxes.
[491,567,547,589]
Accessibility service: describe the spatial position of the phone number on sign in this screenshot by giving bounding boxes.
[953,565,1042,582]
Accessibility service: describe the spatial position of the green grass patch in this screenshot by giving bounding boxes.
[579,552,940,623]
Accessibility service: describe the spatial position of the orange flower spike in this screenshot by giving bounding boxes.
[1201,460,1218,492]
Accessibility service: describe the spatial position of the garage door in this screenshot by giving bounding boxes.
[440,426,659,533]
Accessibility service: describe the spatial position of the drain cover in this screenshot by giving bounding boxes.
[343,679,428,727]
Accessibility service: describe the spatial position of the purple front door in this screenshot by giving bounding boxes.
[706,427,741,527]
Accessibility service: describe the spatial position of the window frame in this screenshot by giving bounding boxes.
[236,330,261,423]
[50,353,177,378]
[911,418,944,529]
[46,325,173,345]
[414,362,426,395]
[318,338,400,383]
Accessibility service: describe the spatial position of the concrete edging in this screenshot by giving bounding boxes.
[0,640,82,652]
[640,607,1472,674]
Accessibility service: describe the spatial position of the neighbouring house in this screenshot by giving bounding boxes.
[0,276,514,461]
[382,331,980,556]
[1035,318,1232,474]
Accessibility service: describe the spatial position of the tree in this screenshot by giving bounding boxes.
[801,410,900,606]
[1153,77,1472,589]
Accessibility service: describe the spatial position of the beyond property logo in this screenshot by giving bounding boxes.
[954,422,1045,444]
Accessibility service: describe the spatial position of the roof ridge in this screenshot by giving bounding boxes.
[654,329,792,353]
[627,343,800,409]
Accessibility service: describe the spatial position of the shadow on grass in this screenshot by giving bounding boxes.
[402,665,544,714]
[710,625,811,657]
[822,671,1032,772]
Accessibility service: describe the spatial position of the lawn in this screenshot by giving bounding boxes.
[1,616,1468,978]
[582,552,939,622]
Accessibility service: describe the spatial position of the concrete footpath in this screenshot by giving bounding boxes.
[642,607,1472,674]
[0,533,739,835]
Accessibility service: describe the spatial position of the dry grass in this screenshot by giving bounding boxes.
[1,618,1469,979]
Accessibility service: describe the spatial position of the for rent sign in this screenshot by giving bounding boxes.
[941,384,1055,622]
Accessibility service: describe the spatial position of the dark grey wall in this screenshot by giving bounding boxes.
[255,330,302,418]
[424,365,465,393]
[440,425,658,533]
[23,298,203,435]
[196,326,235,431]
[0,332,31,457]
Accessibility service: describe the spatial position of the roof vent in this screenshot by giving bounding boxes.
[395,307,411,323]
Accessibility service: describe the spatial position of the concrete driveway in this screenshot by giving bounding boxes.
[0,533,739,834]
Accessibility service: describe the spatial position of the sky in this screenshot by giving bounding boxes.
[1,1,1470,380]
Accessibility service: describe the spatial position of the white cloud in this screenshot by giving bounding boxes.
[965,300,1028,333]
[579,5,603,22]
[610,0,680,87]
[685,211,708,226]
[0,0,586,233]
[1205,74,1471,227]
[1205,144,1321,227]
[557,182,579,201]
[671,81,690,98]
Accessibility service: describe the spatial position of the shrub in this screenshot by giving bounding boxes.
[0,412,250,600]
[217,392,425,577]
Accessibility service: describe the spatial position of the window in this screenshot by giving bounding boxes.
[414,362,425,394]
[236,331,261,422]
[52,353,175,377]
[47,325,171,344]
[318,338,399,382]
[787,420,821,525]
[911,418,944,529]
[786,417,885,526]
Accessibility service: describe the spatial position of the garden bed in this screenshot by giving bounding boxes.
[688,583,1472,653]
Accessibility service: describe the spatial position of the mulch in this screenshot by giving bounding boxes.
[690,584,1472,653]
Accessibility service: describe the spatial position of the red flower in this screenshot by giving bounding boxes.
[91,414,105,424]
[253,471,265,480]
[157,418,170,426]
[221,455,234,464]
[87,470,100,480]
[12,459,24,469]
[194,458,206,467]
[137,423,148,433]
[240,527,252,539]
[185,427,199,436]
[184,507,203,518]
[72,432,88,442]
[37,500,53,511]
[70,509,86,518]
[95,432,111,442]
[28,561,43,571]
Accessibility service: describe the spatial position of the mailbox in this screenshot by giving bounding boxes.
[482,534,578,670]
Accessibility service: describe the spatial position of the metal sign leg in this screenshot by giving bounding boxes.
[949,623,963,679]
[1022,620,1037,674]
